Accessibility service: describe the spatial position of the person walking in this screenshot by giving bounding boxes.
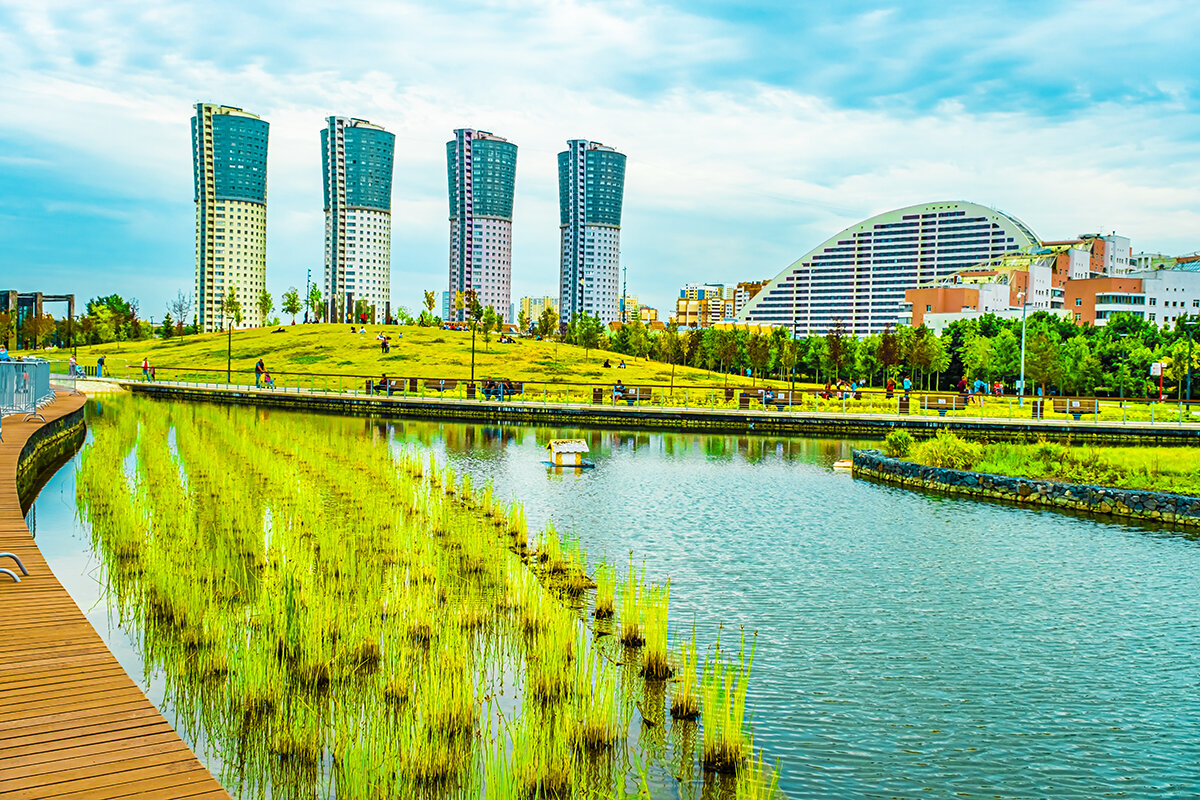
[885,377,895,399]
[96,355,105,378]
[902,376,912,398]
[255,358,265,388]
[142,357,151,381]
[0,343,8,361]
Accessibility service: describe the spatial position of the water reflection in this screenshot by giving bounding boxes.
[33,404,1200,799]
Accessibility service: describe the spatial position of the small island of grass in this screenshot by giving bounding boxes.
[885,429,1200,498]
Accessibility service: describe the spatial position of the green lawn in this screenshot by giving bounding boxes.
[35,323,794,392]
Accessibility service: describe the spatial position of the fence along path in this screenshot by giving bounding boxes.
[0,392,230,799]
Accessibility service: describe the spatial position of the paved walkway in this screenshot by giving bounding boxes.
[0,393,229,799]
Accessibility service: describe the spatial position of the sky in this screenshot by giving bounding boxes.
[1,0,1198,322]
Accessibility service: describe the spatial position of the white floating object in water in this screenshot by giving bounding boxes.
[833,459,853,471]
[546,439,593,468]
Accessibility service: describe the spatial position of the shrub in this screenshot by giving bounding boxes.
[912,429,982,471]
[883,430,913,458]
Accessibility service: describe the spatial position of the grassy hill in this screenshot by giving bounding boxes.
[42,323,787,391]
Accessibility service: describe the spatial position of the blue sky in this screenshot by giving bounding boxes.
[1,0,1198,322]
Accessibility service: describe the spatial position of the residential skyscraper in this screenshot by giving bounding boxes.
[322,116,395,323]
[447,129,517,322]
[558,139,626,324]
[192,103,269,332]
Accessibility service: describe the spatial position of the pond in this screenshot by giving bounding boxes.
[32,398,1200,798]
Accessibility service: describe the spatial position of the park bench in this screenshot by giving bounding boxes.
[366,378,405,396]
[920,395,964,417]
[424,379,458,396]
[1053,398,1098,420]
[766,390,801,411]
[614,386,653,405]
[481,380,523,401]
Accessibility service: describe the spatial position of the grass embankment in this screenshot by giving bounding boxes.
[891,429,1200,496]
[49,324,791,391]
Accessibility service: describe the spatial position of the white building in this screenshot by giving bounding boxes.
[558,140,626,324]
[448,129,518,322]
[322,117,395,323]
[738,201,1040,336]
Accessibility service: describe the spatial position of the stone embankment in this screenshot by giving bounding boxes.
[852,449,1200,528]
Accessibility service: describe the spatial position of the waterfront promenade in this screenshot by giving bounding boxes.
[113,377,1200,443]
[0,393,229,799]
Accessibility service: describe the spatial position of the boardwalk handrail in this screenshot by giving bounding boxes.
[1,358,55,431]
[0,551,28,583]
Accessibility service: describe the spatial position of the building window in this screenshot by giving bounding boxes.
[1150,297,1156,306]
[1075,298,1082,306]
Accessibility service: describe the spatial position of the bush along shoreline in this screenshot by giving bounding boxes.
[857,433,1200,528]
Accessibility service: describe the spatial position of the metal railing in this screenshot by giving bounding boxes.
[0,359,55,431]
[38,359,1200,428]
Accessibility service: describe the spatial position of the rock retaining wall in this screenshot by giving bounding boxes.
[852,449,1200,528]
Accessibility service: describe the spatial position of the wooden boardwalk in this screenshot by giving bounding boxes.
[0,393,230,799]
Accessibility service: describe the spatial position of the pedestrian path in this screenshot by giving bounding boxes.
[0,392,229,800]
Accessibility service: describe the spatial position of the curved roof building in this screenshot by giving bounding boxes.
[737,201,1040,335]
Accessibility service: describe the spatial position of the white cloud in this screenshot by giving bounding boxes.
[0,0,1197,317]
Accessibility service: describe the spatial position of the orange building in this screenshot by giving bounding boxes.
[1062,277,1144,324]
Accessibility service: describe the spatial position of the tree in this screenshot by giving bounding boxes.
[0,311,11,351]
[660,323,683,391]
[257,288,274,325]
[961,334,994,382]
[877,326,901,380]
[573,313,605,356]
[423,290,436,316]
[536,306,558,339]
[220,291,242,329]
[306,283,324,323]
[518,308,530,335]
[159,313,175,340]
[627,316,650,360]
[482,306,497,351]
[464,290,483,381]
[745,334,773,386]
[855,334,881,386]
[282,288,302,325]
[717,329,741,387]
[990,328,1020,384]
[168,291,193,345]
[779,337,799,390]
[1025,330,1062,393]
[824,319,848,380]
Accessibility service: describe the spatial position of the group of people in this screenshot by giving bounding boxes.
[819,379,865,401]
[602,359,626,369]
[955,377,1005,403]
[482,379,519,401]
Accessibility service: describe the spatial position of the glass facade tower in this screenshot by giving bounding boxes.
[322,117,395,323]
[446,129,517,322]
[558,140,626,324]
[192,103,269,332]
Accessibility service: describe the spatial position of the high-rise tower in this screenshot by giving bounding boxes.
[447,129,517,322]
[191,103,269,332]
[322,116,395,323]
[558,139,626,324]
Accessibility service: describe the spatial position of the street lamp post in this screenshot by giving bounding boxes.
[1018,291,1029,407]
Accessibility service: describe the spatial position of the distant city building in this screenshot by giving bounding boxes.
[618,294,638,322]
[447,128,517,322]
[441,291,451,321]
[738,201,1039,336]
[518,296,558,326]
[192,103,269,331]
[733,281,769,316]
[674,284,734,328]
[558,140,626,324]
[322,116,395,323]
[638,305,659,323]
[900,235,1200,334]
[0,291,75,349]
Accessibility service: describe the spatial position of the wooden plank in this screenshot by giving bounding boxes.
[0,396,229,798]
